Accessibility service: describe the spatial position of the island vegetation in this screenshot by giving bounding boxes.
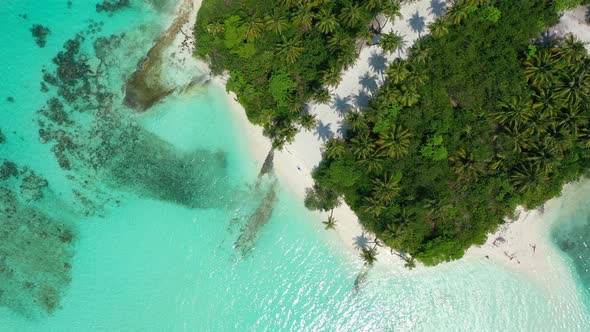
[195,0,590,267]
[195,0,407,148]
[313,0,590,265]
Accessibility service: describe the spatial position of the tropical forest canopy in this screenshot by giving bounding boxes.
[195,0,407,148]
[195,0,590,266]
[313,0,590,265]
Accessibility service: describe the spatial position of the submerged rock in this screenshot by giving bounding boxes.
[20,171,49,202]
[96,0,130,13]
[31,24,50,48]
[105,130,230,208]
[353,269,369,293]
[123,0,193,112]
[0,187,75,318]
[0,129,5,144]
[258,148,274,177]
[0,161,18,181]
[234,179,279,257]
[39,98,73,126]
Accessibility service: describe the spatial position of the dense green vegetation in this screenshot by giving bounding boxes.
[195,0,405,148]
[312,0,590,265]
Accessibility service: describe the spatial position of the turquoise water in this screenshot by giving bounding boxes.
[552,181,590,314]
[1,1,590,330]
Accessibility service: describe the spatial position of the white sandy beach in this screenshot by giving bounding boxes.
[161,0,588,297]
[556,5,590,52]
[271,0,452,257]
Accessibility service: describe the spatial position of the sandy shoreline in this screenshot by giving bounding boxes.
[158,0,588,299]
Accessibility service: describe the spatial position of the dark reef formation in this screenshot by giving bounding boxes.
[37,30,236,213]
[0,129,5,144]
[30,25,50,48]
[96,0,130,13]
[234,179,278,257]
[124,0,193,112]
[1,4,273,318]
[0,160,75,317]
[104,130,230,209]
[258,148,274,177]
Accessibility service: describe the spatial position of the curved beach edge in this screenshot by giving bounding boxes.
[197,0,586,300]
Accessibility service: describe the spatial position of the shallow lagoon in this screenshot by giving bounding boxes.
[1,0,590,330]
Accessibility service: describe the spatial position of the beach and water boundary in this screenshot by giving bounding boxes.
[0,0,589,329]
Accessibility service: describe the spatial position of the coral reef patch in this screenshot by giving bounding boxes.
[96,0,130,13]
[0,160,75,318]
[30,25,50,48]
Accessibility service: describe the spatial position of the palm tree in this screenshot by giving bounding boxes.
[555,72,590,104]
[242,18,264,41]
[276,38,304,64]
[523,50,557,88]
[386,59,410,84]
[313,87,332,104]
[316,8,339,34]
[336,49,359,70]
[558,105,587,136]
[398,85,420,107]
[344,109,368,132]
[502,125,533,153]
[428,18,449,37]
[383,1,403,21]
[372,173,401,203]
[358,155,384,174]
[292,5,315,32]
[325,138,347,159]
[380,32,404,54]
[495,97,534,128]
[265,11,289,35]
[489,153,508,173]
[323,66,343,87]
[525,138,562,175]
[351,133,375,160]
[558,34,588,64]
[410,41,431,64]
[404,256,416,270]
[327,32,353,53]
[340,1,365,28]
[359,246,379,267]
[279,0,302,8]
[364,0,385,11]
[364,196,385,217]
[448,148,482,182]
[510,163,544,193]
[532,88,561,120]
[578,126,590,148]
[299,112,317,131]
[377,124,412,158]
[206,21,224,34]
[447,2,471,25]
[323,210,337,230]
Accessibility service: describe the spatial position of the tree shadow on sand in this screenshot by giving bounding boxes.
[359,72,379,95]
[409,11,426,37]
[368,52,388,78]
[314,120,334,142]
[353,90,371,108]
[331,95,352,117]
[354,233,371,250]
[429,0,447,18]
[537,29,560,46]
